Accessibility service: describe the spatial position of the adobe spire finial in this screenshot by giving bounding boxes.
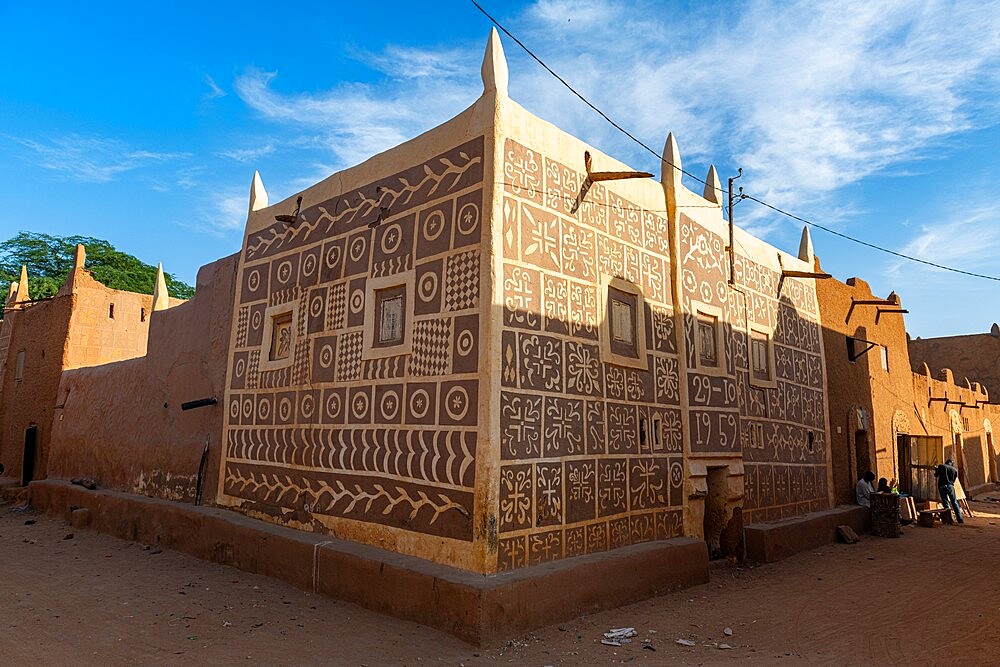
[703,164,723,206]
[798,226,814,263]
[152,262,170,311]
[481,27,509,96]
[73,244,86,271]
[249,170,268,213]
[14,265,29,303]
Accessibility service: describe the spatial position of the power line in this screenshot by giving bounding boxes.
[469,0,1000,283]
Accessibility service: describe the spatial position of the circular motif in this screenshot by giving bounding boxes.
[319,343,334,369]
[302,252,317,277]
[422,210,445,242]
[380,389,400,421]
[352,391,370,419]
[300,394,315,420]
[444,386,469,422]
[251,309,263,331]
[277,260,293,285]
[456,330,474,357]
[242,398,254,420]
[699,281,713,303]
[380,223,402,255]
[325,244,342,269]
[457,202,479,235]
[409,389,430,419]
[235,357,246,379]
[349,235,367,263]
[247,269,261,292]
[278,396,293,422]
[257,396,271,421]
[310,295,324,318]
[418,272,439,303]
[669,461,683,486]
[349,289,365,314]
[229,399,240,420]
[325,391,342,420]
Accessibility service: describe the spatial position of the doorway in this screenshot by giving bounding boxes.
[703,467,728,560]
[854,430,871,478]
[988,433,997,484]
[22,426,38,486]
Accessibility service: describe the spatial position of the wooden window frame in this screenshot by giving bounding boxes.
[259,302,297,372]
[599,275,647,370]
[362,271,415,360]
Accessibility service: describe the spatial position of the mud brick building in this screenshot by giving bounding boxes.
[3,30,996,643]
[815,266,1000,504]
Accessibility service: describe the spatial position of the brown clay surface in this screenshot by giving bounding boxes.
[2,500,1000,665]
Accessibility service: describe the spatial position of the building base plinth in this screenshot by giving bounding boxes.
[744,505,870,563]
[29,480,709,646]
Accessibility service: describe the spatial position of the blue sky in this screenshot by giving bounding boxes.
[1,0,998,337]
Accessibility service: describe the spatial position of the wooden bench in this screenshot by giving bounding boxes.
[917,508,954,527]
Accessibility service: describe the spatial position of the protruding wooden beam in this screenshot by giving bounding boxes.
[781,270,832,279]
[583,151,653,182]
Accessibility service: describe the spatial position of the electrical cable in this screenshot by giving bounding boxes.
[469,0,1000,283]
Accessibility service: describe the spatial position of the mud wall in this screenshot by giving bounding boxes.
[0,295,74,483]
[497,135,684,570]
[46,255,237,504]
[814,274,913,503]
[909,332,1000,399]
[217,97,494,572]
[63,271,158,370]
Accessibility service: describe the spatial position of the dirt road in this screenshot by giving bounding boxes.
[2,500,999,666]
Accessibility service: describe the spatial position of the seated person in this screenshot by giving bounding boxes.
[856,471,876,507]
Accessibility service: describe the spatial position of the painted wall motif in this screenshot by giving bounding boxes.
[679,214,828,523]
[497,138,685,571]
[220,137,485,544]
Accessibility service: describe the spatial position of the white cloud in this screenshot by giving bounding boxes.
[203,74,226,100]
[506,0,1000,234]
[206,188,250,234]
[888,204,1000,278]
[5,133,187,183]
[233,62,479,168]
[217,144,275,163]
[226,0,1000,243]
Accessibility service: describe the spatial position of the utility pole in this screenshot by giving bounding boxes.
[727,168,742,285]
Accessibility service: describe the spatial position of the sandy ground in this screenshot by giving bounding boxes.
[2,500,999,666]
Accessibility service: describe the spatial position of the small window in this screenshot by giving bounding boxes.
[750,331,770,381]
[880,345,889,372]
[607,286,638,358]
[374,285,406,348]
[14,350,25,381]
[269,312,293,361]
[140,308,146,322]
[807,431,815,453]
[611,300,634,344]
[698,316,719,367]
[109,303,115,319]
[963,416,970,432]
[749,422,764,449]
[846,336,856,362]
[652,416,662,451]
[638,418,647,448]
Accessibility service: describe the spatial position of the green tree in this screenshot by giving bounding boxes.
[0,232,195,301]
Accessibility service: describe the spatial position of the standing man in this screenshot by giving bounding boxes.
[935,458,964,524]
[855,471,876,508]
